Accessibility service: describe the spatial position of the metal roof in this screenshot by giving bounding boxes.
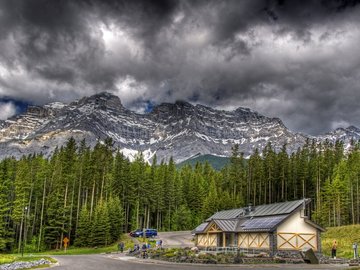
[206,199,308,222]
[193,222,209,233]
[194,199,324,234]
[251,199,308,217]
[206,208,244,221]
[214,219,238,232]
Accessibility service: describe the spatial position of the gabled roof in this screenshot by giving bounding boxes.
[195,199,324,234]
[207,199,309,221]
[213,219,238,232]
[206,208,244,221]
[196,216,288,234]
[193,222,209,234]
[251,199,309,217]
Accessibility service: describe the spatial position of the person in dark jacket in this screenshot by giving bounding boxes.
[118,242,124,253]
[141,243,147,258]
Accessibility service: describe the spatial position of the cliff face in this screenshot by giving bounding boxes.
[0,92,358,163]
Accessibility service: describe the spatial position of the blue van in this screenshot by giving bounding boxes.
[130,228,157,238]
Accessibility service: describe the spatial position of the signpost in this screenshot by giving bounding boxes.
[63,237,69,252]
[353,243,358,259]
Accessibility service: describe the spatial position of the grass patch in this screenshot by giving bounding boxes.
[322,224,360,259]
[39,234,134,255]
[0,254,56,265]
[42,243,119,255]
[0,254,17,264]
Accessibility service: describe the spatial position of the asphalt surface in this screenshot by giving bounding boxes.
[50,254,352,270]
[157,231,194,248]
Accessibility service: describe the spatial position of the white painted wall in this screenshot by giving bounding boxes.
[277,210,317,233]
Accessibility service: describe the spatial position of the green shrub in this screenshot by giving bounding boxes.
[163,252,176,258]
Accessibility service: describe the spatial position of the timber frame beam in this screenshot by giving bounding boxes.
[277,232,316,250]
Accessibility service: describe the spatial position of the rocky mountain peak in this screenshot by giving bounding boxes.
[345,125,360,133]
[326,125,360,135]
[150,100,195,121]
[174,100,193,108]
[74,92,124,112]
[316,125,360,148]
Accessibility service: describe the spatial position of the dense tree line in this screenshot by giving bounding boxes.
[0,137,359,252]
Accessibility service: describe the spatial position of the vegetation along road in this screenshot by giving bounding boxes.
[49,254,351,270]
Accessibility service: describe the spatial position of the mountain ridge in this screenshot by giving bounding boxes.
[0,92,359,163]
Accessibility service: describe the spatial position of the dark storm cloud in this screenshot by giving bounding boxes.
[1,0,360,135]
[0,0,180,96]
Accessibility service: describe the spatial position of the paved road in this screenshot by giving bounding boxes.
[50,254,351,270]
[157,231,194,248]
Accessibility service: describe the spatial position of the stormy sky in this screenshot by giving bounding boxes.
[1,0,360,135]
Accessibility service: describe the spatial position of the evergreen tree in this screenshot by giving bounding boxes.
[0,159,15,251]
[262,142,276,204]
[107,197,124,243]
[277,144,289,202]
[90,201,110,246]
[229,144,245,205]
[171,205,192,231]
[12,158,32,252]
[75,205,90,247]
[248,148,264,205]
[202,177,218,219]
[44,191,66,249]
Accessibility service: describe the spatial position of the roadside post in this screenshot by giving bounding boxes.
[63,237,69,253]
[353,243,358,259]
[21,206,28,257]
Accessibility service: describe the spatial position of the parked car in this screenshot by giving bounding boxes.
[145,228,157,238]
[129,228,157,238]
[129,229,143,237]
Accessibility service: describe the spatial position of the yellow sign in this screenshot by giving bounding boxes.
[63,237,69,248]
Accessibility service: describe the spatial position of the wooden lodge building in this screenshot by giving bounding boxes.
[193,199,325,255]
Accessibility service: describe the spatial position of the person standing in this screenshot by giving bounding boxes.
[119,242,124,253]
[332,240,337,259]
[141,242,148,259]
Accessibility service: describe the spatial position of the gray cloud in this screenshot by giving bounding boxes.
[1,0,360,135]
[0,101,16,120]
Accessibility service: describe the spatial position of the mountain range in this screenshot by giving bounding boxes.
[1,92,359,163]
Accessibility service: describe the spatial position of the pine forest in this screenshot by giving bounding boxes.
[0,137,359,252]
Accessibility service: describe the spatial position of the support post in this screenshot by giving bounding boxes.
[269,232,277,257]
